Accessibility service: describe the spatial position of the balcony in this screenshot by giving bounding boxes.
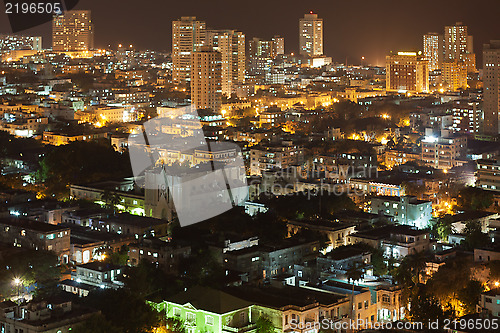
[223,323,257,333]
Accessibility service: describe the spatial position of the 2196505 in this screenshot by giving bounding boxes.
[5,2,62,14]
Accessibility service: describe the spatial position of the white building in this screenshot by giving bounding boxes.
[299,13,323,57]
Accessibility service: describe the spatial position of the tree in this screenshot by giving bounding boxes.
[153,317,186,333]
[256,316,275,333]
[457,187,494,211]
[100,190,122,214]
[0,250,61,300]
[458,280,485,314]
[80,289,160,333]
[462,220,490,251]
[408,285,454,327]
[433,215,454,241]
[72,314,121,333]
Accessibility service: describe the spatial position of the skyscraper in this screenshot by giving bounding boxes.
[205,30,245,97]
[52,10,93,51]
[444,22,476,72]
[299,12,323,57]
[172,16,206,86]
[483,41,500,135]
[386,52,429,93]
[272,35,285,56]
[191,47,222,113]
[423,33,442,71]
[248,36,284,76]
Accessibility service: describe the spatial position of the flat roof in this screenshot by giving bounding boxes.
[0,218,70,233]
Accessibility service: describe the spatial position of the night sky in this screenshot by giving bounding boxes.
[1,0,499,66]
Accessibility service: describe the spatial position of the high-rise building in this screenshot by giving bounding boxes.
[52,10,93,51]
[483,40,500,135]
[205,30,245,97]
[172,16,206,86]
[386,52,429,93]
[0,34,42,51]
[442,59,467,92]
[248,36,284,76]
[299,13,323,57]
[191,47,222,113]
[423,33,442,71]
[272,35,285,56]
[444,22,476,72]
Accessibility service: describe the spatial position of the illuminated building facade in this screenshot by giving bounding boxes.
[385,52,429,93]
[172,16,206,86]
[52,10,94,51]
[423,32,442,71]
[299,13,323,57]
[248,36,284,76]
[191,47,222,112]
[483,40,500,135]
[205,29,245,97]
[442,59,467,91]
[0,34,42,51]
[444,22,476,72]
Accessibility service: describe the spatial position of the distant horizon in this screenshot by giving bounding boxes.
[1,0,499,66]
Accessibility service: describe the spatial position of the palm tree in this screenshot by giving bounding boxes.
[100,190,122,215]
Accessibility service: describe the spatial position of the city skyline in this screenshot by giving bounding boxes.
[1,0,500,66]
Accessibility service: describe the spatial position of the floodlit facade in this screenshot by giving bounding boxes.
[299,13,323,57]
[369,196,433,229]
[191,47,222,112]
[172,16,206,86]
[442,59,467,91]
[421,131,467,170]
[483,40,500,135]
[52,10,94,51]
[385,52,429,93]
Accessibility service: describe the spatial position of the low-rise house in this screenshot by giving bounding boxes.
[474,246,500,262]
[369,195,432,229]
[221,239,320,282]
[90,213,170,239]
[287,219,356,249]
[348,225,431,259]
[375,285,405,322]
[128,238,191,272]
[478,289,500,317]
[149,286,258,333]
[317,245,371,275]
[0,218,70,263]
[71,262,124,289]
[0,298,97,333]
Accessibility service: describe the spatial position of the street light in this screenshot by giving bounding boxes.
[12,278,22,305]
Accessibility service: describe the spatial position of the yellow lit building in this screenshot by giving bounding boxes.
[52,10,94,51]
[442,60,467,91]
[172,16,206,86]
[205,30,245,97]
[423,32,442,71]
[386,52,429,93]
[191,47,222,113]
